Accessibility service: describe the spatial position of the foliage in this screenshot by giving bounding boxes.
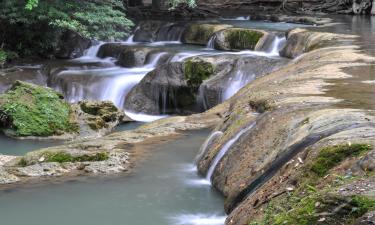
[310,144,372,177]
[168,0,196,8]
[0,81,78,137]
[0,0,133,57]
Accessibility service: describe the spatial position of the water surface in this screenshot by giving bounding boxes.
[0,129,226,225]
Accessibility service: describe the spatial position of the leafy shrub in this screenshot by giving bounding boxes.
[0,0,133,58]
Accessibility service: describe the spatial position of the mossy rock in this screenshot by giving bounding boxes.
[181,23,232,45]
[213,28,266,51]
[79,100,123,130]
[0,81,78,137]
[183,58,214,87]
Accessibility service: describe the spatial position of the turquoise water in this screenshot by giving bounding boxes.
[0,130,226,225]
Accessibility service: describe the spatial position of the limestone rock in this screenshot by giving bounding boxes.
[181,23,232,45]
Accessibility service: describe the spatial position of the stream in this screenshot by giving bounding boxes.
[0,18,313,225]
[0,130,227,225]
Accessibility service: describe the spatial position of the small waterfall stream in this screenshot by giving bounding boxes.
[206,122,256,183]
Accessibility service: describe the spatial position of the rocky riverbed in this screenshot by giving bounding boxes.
[0,16,374,225]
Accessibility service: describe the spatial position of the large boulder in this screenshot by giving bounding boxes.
[0,81,78,137]
[98,43,171,67]
[212,28,271,51]
[54,30,91,59]
[0,81,124,139]
[181,23,232,45]
[133,21,187,42]
[125,54,287,114]
[125,56,221,115]
[280,28,344,58]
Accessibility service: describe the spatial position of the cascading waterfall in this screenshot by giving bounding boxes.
[84,43,103,57]
[206,35,216,49]
[268,36,286,56]
[195,131,224,163]
[223,71,256,100]
[206,122,256,183]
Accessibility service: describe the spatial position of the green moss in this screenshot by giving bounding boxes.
[310,144,372,177]
[273,193,319,225]
[45,151,109,163]
[225,29,264,50]
[184,59,214,87]
[351,195,375,217]
[17,151,109,166]
[0,81,78,136]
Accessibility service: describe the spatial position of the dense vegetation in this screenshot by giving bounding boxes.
[0,0,134,63]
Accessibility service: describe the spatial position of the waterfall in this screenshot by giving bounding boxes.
[206,122,256,182]
[206,36,216,49]
[124,35,135,44]
[195,131,224,163]
[223,71,256,100]
[268,36,286,56]
[144,52,168,68]
[83,42,104,58]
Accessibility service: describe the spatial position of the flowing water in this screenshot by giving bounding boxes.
[0,130,226,225]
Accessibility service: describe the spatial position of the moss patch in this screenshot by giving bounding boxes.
[224,29,264,50]
[310,144,372,177]
[184,59,214,87]
[0,81,78,136]
[18,151,109,166]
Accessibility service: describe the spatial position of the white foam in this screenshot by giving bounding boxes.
[124,111,168,122]
[170,214,226,225]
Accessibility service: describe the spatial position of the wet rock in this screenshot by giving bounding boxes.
[125,55,234,114]
[280,28,342,58]
[213,28,270,51]
[0,168,19,184]
[357,150,375,172]
[181,23,232,45]
[13,162,69,177]
[133,21,187,42]
[83,152,129,174]
[75,100,124,136]
[0,66,46,94]
[54,30,91,59]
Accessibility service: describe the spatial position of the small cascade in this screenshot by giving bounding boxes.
[223,71,256,100]
[82,42,104,58]
[206,35,216,49]
[196,85,209,112]
[268,36,286,56]
[206,122,256,183]
[124,35,135,44]
[144,52,168,68]
[155,23,186,42]
[195,131,224,163]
